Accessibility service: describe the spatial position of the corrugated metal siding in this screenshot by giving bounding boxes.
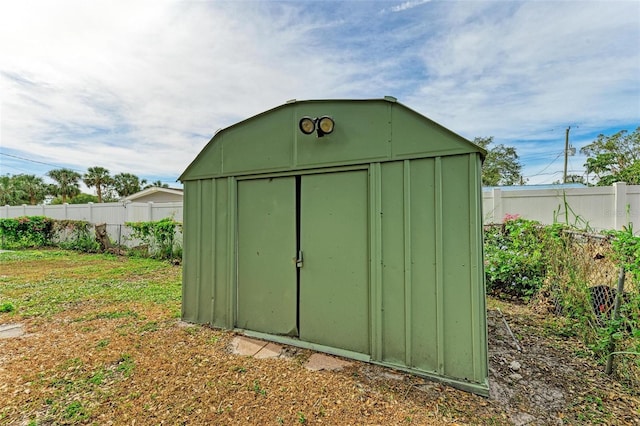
[180,99,488,394]
[181,156,488,393]
[376,155,487,385]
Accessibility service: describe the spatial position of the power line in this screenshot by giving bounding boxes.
[524,151,564,178]
[0,152,84,173]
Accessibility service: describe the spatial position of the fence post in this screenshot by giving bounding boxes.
[22,204,27,216]
[148,202,154,221]
[88,202,93,223]
[492,188,502,223]
[605,266,626,375]
[123,201,130,224]
[613,182,627,230]
[63,203,69,220]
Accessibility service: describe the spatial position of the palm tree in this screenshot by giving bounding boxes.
[46,168,81,203]
[0,174,25,205]
[113,173,147,197]
[14,174,47,205]
[143,180,169,189]
[83,166,113,203]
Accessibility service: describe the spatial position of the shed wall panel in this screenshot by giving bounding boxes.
[408,158,439,372]
[441,155,476,381]
[391,108,474,159]
[380,161,406,364]
[223,108,294,175]
[196,179,215,324]
[213,178,231,329]
[182,180,200,323]
[295,102,391,167]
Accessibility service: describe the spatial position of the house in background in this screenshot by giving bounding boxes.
[123,187,183,203]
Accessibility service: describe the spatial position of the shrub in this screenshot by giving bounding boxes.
[126,218,182,260]
[0,302,15,313]
[0,216,55,249]
[484,217,560,300]
[54,220,100,252]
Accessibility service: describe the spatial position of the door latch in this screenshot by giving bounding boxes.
[296,250,303,268]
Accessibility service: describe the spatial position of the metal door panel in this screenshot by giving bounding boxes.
[299,171,369,353]
[237,177,297,335]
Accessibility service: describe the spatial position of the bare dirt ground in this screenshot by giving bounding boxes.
[1,255,639,425]
[1,303,639,425]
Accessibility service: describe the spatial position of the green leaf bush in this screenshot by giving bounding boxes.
[126,217,182,260]
[484,216,560,300]
[0,216,55,249]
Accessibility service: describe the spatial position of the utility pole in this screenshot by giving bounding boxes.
[563,126,570,184]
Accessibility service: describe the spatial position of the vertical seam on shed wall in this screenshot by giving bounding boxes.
[293,106,298,169]
[435,156,445,374]
[181,184,188,320]
[195,180,202,322]
[370,163,383,361]
[403,160,413,367]
[227,177,237,329]
[470,154,487,382]
[210,179,217,326]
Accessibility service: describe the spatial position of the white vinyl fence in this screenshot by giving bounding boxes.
[1,201,182,224]
[483,182,639,232]
[1,183,639,234]
[0,201,183,247]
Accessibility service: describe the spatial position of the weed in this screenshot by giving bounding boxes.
[0,301,15,313]
[63,401,87,420]
[140,321,159,333]
[88,370,105,385]
[251,380,267,396]
[232,366,247,373]
[297,412,307,424]
[116,354,135,377]
[96,339,110,349]
[184,325,200,335]
[94,310,139,320]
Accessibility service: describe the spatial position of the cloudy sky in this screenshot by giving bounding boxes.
[1,0,638,190]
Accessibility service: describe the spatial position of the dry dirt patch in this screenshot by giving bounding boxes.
[1,252,639,425]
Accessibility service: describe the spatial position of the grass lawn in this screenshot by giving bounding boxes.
[1,250,638,425]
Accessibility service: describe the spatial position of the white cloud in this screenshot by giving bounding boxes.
[386,0,432,13]
[0,0,638,187]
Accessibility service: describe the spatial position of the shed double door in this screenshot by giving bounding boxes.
[236,171,369,354]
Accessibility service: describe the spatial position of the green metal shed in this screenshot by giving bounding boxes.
[179,97,489,395]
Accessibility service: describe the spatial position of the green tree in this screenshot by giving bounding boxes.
[0,174,25,205]
[581,127,640,185]
[144,180,169,189]
[83,166,113,203]
[553,174,585,185]
[474,137,524,186]
[13,174,47,205]
[46,168,81,203]
[51,193,99,204]
[113,173,147,198]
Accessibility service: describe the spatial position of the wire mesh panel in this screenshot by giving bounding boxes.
[533,230,639,387]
